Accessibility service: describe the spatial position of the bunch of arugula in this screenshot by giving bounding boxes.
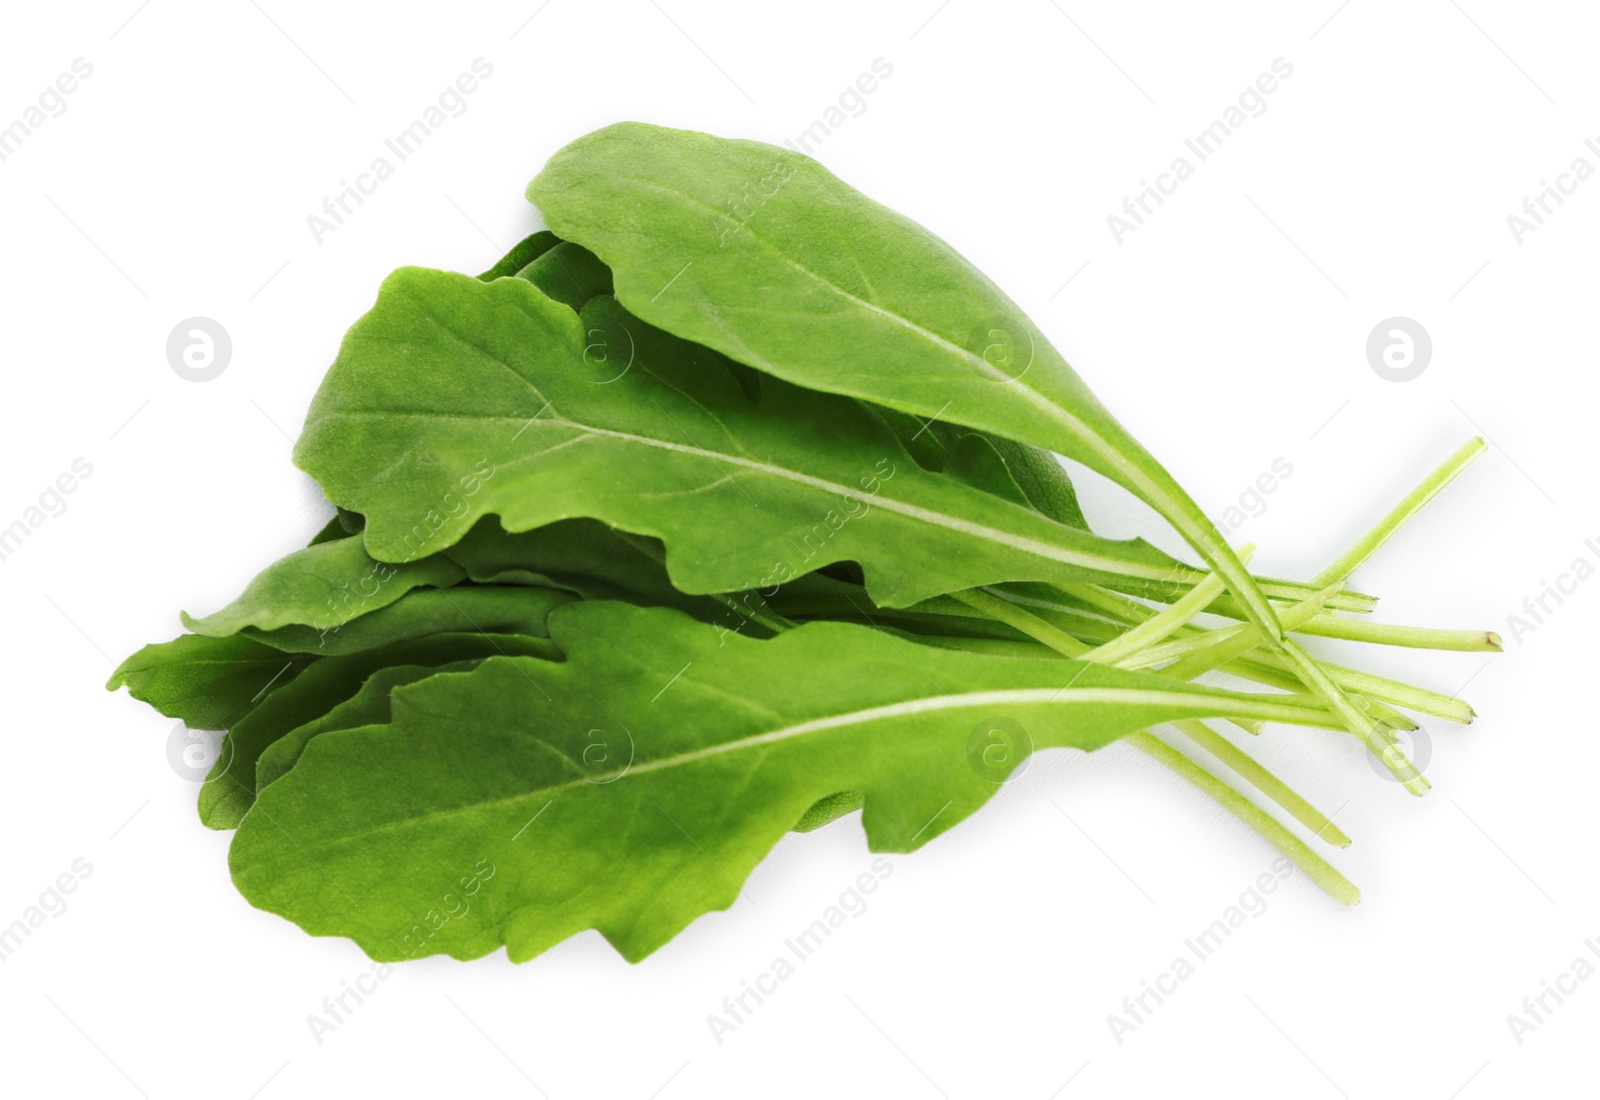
[110,123,1497,964]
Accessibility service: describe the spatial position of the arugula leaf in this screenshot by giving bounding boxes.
[477,231,560,281]
[981,433,1091,529]
[230,601,1339,963]
[182,536,466,638]
[254,660,481,795]
[489,221,1095,541]
[509,239,612,310]
[307,515,353,545]
[200,632,559,829]
[241,584,576,656]
[443,517,772,627]
[293,271,1196,607]
[527,122,1280,638]
[106,634,314,731]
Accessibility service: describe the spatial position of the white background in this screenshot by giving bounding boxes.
[0,1,1591,1097]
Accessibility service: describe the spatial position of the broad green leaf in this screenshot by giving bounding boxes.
[182,536,466,638]
[200,632,557,829]
[982,434,1089,530]
[307,515,353,545]
[242,584,576,655]
[477,231,560,281]
[943,433,1034,510]
[293,271,1198,608]
[106,634,313,731]
[509,239,612,311]
[444,517,766,629]
[230,601,1339,963]
[254,661,481,795]
[503,224,1092,533]
[527,122,1280,638]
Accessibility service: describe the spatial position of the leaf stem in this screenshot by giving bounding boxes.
[1293,615,1501,652]
[947,587,1355,850]
[949,586,1092,657]
[1124,585,1338,672]
[1220,650,1471,725]
[1167,719,1350,847]
[1278,639,1429,795]
[1083,546,1251,666]
[1127,732,1360,906]
[1312,437,1486,587]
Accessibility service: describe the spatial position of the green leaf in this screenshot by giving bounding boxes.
[199,632,557,829]
[527,122,1279,638]
[242,584,576,655]
[507,227,1091,532]
[182,536,467,638]
[982,434,1089,529]
[477,231,560,281]
[307,515,353,545]
[508,239,612,311]
[293,270,1196,608]
[942,433,1034,509]
[254,660,481,795]
[230,601,1339,963]
[106,634,314,731]
[444,517,765,629]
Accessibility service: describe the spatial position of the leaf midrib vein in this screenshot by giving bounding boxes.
[311,410,1181,583]
[584,170,1160,497]
[264,684,1329,849]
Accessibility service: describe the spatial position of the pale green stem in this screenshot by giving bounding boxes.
[1279,639,1428,795]
[1294,615,1501,652]
[1116,438,1490,771]
[1036,585,1427,729]
[1097,586,1417,733]
[948,588,1354,856]
[1148,598,1501,653]
[1168,719,1350,847]
[1127,732,1360,906]
[949,587,1093,658]
[945,586,1467,726]
[1104,576,1378,615]
[1223,650,1470,725]
[1121,585,1340,671]
[1051,582,1159,623]
[953,588,1262,735]
[1083,546,1253,666]
[1312,438,1486,587]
